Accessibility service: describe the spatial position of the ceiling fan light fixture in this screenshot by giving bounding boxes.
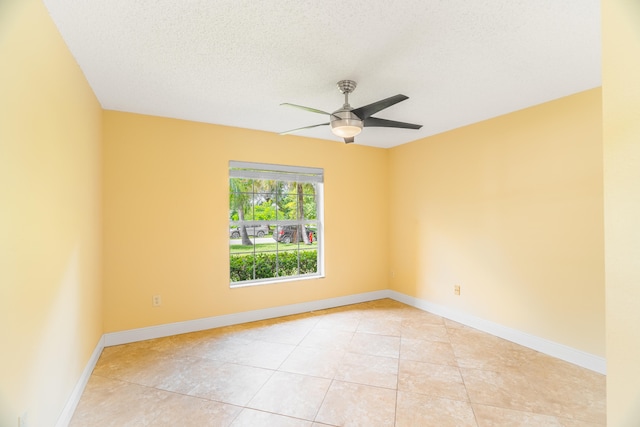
[330,121,363,138]
[330,110,363,138]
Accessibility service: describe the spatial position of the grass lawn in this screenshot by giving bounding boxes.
[230,241,318,254]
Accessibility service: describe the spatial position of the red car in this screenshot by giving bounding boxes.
[272,226,316,244]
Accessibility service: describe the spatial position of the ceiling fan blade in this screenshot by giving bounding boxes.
[279,122,330,135]
[363,117,422,130]
[280,103,333,116]
[343,137,355,144]
[351,94,409,120]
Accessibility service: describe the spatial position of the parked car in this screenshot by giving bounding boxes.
[272,225,316,244]
[230,225,269,238]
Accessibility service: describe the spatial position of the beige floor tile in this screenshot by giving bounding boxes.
[258,322,318,345]
[154,356,225,394]
[247,371,332,420]
[398,359,468,401]
[461,367,539,413]
[473,404,605,427]
[465,362,606,424]
[70,300,606,425]
[188,335,254,359]
[334,352,398,389]
[111,334,199,357]
[299,328,354,350]
[313,312,362,332]
[444,318,467,329]
[361,298,406,309]
[528,374,607,424]
[475,404,557,427]
[232,339,296,369]
[231,409,313,426]
[347,332,400,358]
[184,325,247,344]
[361,299,420,321]
[525,351,606,391]
[279,346,345,378]
[315,380,397,427]
[193,336,296,369]
[69,375,173,427]
[447,325,513,350]
[91,343,136,368]
[399,307,446,325]
[227,317,318,345]
[313,304,364,316]
[449,328,538,371]
[356,317,402,336]
[555,418,606,427]
[187,363,274,406]
[361,312,407,326]
[93,346,188,386]
[401,319,449,341]
[395,391,477,427]
[400,337,458,366]
[149,392,242,427]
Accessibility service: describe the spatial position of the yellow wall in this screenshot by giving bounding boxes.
[102,111,390,332]
[103,90,605,360]
[0,1,103,426]
[389,89,605,356]
[603,1,640,425]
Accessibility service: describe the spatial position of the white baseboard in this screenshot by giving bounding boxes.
[55,335,105,427]
[387,290,606,375]
[104,290,390,347]
[57,291,387,426]
[59,288,605,425]
[103,288,605,374]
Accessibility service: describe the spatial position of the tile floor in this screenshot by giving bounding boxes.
[70,299,606,426]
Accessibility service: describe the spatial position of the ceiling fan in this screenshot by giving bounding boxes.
[280,80,422,144]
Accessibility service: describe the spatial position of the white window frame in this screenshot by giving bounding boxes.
[229,161,324,287]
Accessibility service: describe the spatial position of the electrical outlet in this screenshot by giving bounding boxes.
[454,285,461,296]
[152,295,162,307]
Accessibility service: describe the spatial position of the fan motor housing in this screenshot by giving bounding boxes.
[330,109,363,137]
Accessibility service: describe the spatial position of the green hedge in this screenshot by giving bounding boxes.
[230,250,317,282]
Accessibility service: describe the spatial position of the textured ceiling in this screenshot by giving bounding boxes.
[42,0,601,149]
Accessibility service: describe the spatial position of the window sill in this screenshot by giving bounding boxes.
[230,273,325,289]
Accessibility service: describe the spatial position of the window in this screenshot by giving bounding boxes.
[229,161,324,286]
